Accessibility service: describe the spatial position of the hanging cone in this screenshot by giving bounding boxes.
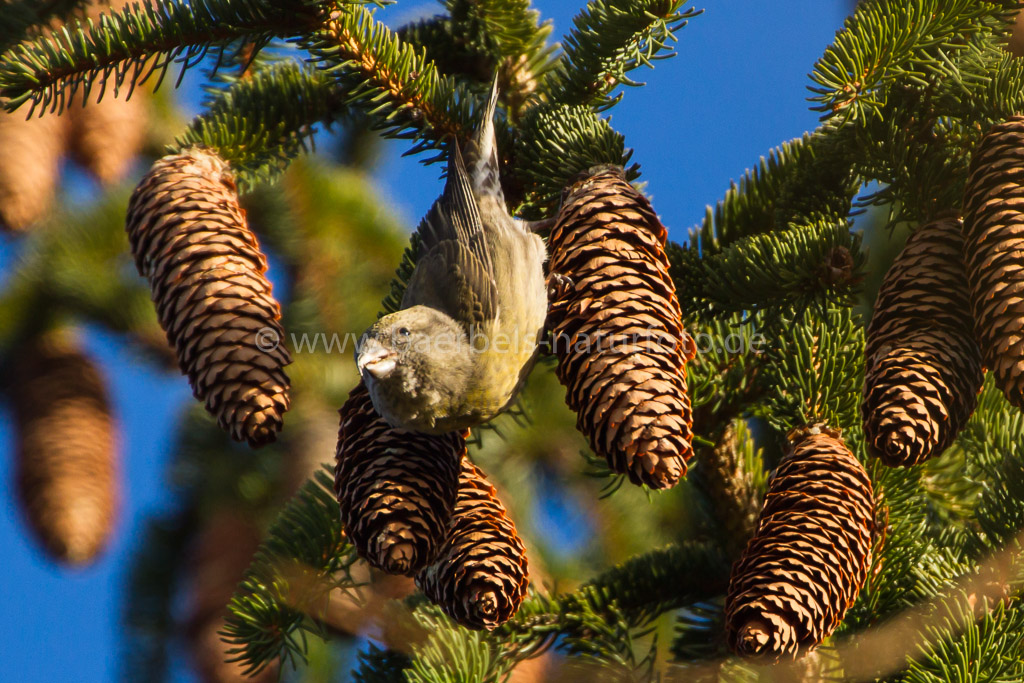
[184,509,277,683]
[862,217,983,466]
[13,330,119,565]
[126,148,291,446]
[66,0,147,185]
[416,458,529,630]
[963,116,1024,408]
[546,165,696,489]
[68,90,146,185]
[334,382,464,576]
[0,110,66,231]
[725,427,875,660]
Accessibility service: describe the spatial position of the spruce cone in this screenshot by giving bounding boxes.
[126,148,291,446]
[13,331,119,565]
[963,116,1024,408]
[66,0,146,185]
[547,165,696,489]
[725,428,875,660]
[0,110,65,231]
[334,383,464,576]
[184,509,277,683]
[863,217,983,466]
[416,458,529,630]
[68,91,146,185]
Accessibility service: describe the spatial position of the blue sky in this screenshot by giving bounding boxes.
[0,2,848,681]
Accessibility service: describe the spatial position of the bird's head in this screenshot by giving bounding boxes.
[355,306,472,430]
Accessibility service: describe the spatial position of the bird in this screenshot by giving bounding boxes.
[355,77,548,435]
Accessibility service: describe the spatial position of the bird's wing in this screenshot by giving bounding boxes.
[404,146,498,327]
[403,240,497,328]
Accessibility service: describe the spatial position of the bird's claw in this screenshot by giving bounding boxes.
[547,272,575,300]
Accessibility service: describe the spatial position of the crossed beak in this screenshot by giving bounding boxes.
[357,338,397,379]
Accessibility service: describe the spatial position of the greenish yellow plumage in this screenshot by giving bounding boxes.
[355,77,547,434]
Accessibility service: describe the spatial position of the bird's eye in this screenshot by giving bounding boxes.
[398,327,410,338]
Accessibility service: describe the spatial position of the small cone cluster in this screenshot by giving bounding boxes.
[0,110,65,231]
[862,217,983,466]
[334,383,464,576]
[963,116,1024,408]
[725,427,875,660]
[416,458,529,631]
[546,165,696,489]
[13,330,119,565]
[126,148,291,446]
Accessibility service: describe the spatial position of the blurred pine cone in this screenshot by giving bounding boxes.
[0,110,66,231]
[863,217,983,466]
[66,0,147,185]
[126,148,291,446]
[334,383,464,576]
[963,116,1024,408]
[416,458,528,630]
[13,330,119,565]
[184,509,277,683]
[68,91,146,185]
[546,165,696,489]
[725,427,875,660]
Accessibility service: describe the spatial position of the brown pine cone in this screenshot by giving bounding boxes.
[68,91,146,185]
[725,427,876,660]
[334,383,464,576]
[546,165,696,489]
[13,330,119,565]
[863,217,983,466]
[66,0,146,185]
[0,110,66,231]
[126,148,291,446]
[962,116,1024,408]
[184,509,277,683]
[416,458,529,630]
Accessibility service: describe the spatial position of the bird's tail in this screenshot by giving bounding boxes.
[464,73,503,204]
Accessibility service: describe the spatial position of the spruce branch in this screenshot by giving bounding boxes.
[0,0,327,114]
[396,1,555,118]
[962,383,1024,558]
[757,307,863,432]
[688,219,864,319]
[809,0,1013,121]
[902,598,1024,683]
[302,4,476,162]
[497,542,728,673]
[221,468,359,676]
[685,313,765,416]
[175,58,340,190]
[352,542,728,682]
[514,103,636,217]
[688,131,859,254]
[543,0,701,110]
[691,420,762,559]
[445,0,552,64]
[0,0,93,52]
[693,135,817,253]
